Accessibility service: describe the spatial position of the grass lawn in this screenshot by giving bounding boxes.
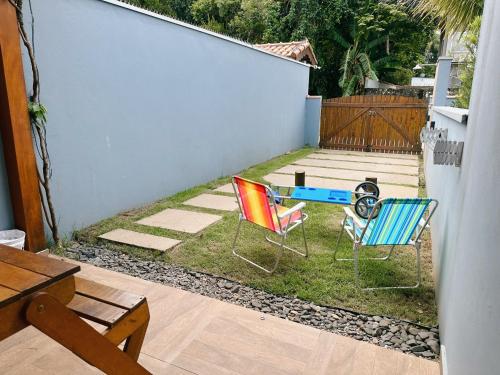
[74,147,437,326]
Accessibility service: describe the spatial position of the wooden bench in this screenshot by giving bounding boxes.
[67,277,150,362]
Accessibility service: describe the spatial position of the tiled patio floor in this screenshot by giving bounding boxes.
[0,260,439,374]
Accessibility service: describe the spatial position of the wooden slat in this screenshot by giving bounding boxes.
[0,276,76,340]
[322,102,428,108]
[320,95,427,154]
[0,245,80,278]
[0,247,79,307]
[0,285,17,301]
[0,261,49,293]
[0,0,45,251]
[67,294,129,328]
[75,277,145,311]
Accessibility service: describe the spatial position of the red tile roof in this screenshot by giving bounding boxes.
[254,39,318,66]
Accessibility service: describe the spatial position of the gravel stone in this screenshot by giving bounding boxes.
[65,244,440,360]
[410,345,427,353]
[426,339,440,354]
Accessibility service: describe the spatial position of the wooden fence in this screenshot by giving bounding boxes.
[319,95,428,154]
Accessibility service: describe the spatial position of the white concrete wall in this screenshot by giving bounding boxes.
[425,1,500,373]
[424,107,467,281]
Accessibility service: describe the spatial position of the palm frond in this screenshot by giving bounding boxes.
[331,29,350,49]
[372,55,398,69]
[339,47,352,86]
[358,53,378,81]
[402,0,483,33]
[343,76,359,97]
[366,36,388,51]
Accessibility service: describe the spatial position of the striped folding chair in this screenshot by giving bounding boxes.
[231,176,308,274]
[334,198,438,290]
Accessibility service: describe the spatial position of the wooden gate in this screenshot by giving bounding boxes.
[320,95,428,154]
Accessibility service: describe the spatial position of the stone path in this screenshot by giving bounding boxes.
[320,149,418,160]
[100,191,237,249]
[137,208,222,234]
[309,152,419,166]
[214,183,234,194]
[183,193,238,211]
[98,229,181,251]
[275,165,418,186]
[266,150,419,198]
[264,174,418,198]
[295,157,418,175]
[98,149,419,251]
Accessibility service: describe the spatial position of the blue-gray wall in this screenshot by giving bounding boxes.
[304,96,321,147]
[18,0,313,235]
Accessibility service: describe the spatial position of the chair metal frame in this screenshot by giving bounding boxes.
[232,177,308,274]
[334,198,438,290]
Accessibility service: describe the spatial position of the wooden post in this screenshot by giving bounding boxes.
[295,170,305,186]
[0,1,46,251]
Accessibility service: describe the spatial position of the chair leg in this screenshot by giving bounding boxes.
[337,244,396,262]
[300,212,309,258]
[264,210,308,258]
[265,232,307,257]
[266,236,308,257]
[354,243,360,287]
[333,215,347,261]
[232,219,285,274]
[360,244,422,291]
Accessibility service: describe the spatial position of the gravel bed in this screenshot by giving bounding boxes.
[64,244,440,360]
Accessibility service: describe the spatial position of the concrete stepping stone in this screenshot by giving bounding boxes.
[214,183,234,194]
[137,208,222,234]
[99,229,181,251]
[263,173,418,198]
[316,149,418,160]
[183,193,238,211]
[275,165,418,186]
[296,157,418,175]
[308,153,418,166]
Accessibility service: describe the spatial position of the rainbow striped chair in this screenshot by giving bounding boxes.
[231,176,308,274]
[334,198,438,290]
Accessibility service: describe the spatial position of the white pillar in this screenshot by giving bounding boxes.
[432,57,452,107]
[439,1,500,374]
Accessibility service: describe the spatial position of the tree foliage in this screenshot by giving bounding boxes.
[456,16,481,109]
[404,0,483,34]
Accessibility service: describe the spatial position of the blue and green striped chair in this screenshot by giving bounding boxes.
[334,198,438,290]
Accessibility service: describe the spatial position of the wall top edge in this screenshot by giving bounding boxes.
[433,106,469,125]
[98,0,313,69]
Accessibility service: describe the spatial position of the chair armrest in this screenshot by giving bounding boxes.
[343,207,366,229]
[278,202,306,219]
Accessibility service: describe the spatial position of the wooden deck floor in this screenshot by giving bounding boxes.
[0,260,440,374]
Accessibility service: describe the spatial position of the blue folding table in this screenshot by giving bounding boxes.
[290,186,353,205]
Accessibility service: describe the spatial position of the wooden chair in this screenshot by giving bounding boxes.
[67,277,150,362]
